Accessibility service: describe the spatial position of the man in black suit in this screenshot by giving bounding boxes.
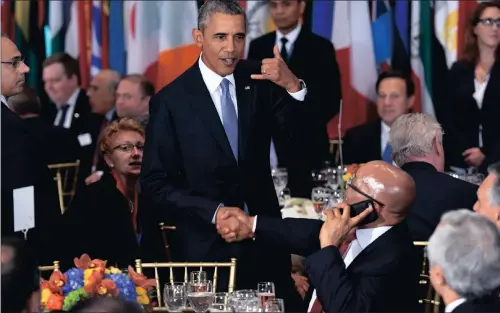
[217,161,420,312]
[140,0,308,309]
[343,71,414,165]
[248,0,341,197]
[389,113,478,241]
[1,34,61,265]
[474,161,500,229]
[427,210,500,312]
[42,53,103,182]
[8,87,79,165]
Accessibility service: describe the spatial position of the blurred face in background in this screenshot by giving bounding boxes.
[474,6,500,49]
[115,80,150,119]
[193,13,246,77]
[269,0,305,33]
[43,62,78,107]
[104,130,144,178]
[376,78,414,126]
[1,37,29,97]
[87,72,116,115]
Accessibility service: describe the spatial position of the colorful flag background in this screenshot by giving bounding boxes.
[1,0,485,138]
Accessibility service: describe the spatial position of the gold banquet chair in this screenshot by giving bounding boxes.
[413,241,441,313]
[48,160,80,213]
[135,258,237,311]
[38,260,61,279]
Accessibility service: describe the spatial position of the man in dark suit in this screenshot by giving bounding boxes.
[8,87,80,165]
[427,210,500,312]
[389,113,478,241]
[217,161,420,312]
[140,0,309,309]
[343,71,414,165]
[1,34,61,265]
[474,161,500,229]
[248,0,341,197]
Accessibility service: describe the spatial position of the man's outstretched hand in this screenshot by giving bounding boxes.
[215,207,255,242]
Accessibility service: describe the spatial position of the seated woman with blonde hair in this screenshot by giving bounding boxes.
[62,118,165,268]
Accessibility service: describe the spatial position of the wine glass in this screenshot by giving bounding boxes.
[257,282,276,309]
[311,169,327,188]
[190,270,207,283]
[187,280,213,313]
[211,292,230,312]
[163,282,187,312]
[229,290,259,312]
[264,298,285,312]
[272,168,288,199]
[311,187,333,213]
[279,188,291,207]
[325,168,340,190]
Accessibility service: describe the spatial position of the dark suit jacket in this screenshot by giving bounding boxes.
[140,59,308,308]
[22,116,80,165]
[62,171,165,268]
[453,295,500,312]
[1,104,62,265]
[248,28,341,197]
[255,217,420,312]
[343,121,383,165]
[401,162,478,241]
[443,60,500,169]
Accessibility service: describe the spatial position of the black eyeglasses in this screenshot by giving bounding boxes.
[346,182,385,207]
[479,18,500,27]
[112,143,145,152]
[1,57,25,70]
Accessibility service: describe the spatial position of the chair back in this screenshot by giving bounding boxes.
[38,261,60,280]
[158,223,176,262]
[135,258,237,311]
[48,160,80,213]
[413,241,441,313]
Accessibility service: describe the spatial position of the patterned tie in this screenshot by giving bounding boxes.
[310,231,357,313]
[382,143,392,164]
[220,79,238,160]
[57,104,70,127]
[280,37,289,62]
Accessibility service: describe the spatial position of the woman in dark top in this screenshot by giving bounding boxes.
[63,118,165,268]
[444,2,500,173]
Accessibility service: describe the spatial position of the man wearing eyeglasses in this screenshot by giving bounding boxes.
[1,33,62,265]
[217,160,420,312]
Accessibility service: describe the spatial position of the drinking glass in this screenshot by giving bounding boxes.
[272,168,288,198]
[187,280,213,313]
[190,270,207,283]
[257,282,276,309]
[264,298,285,312]
[311,187,333,213]
[325,167,340,190]
[163,282,187,312]
[229,290,259,312]
[279,188,291,207]
[311,169,327,188]
[211,292,230,312]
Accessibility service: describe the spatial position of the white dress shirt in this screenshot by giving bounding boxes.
[307,226,393,312]
[473,77,489,148]
[380,121,390,155]
[199,55,307,223]
[445,298,467,312]
[1,95,8,106]
[53,88,81,129]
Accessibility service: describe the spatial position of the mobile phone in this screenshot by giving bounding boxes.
[345,200,378,226]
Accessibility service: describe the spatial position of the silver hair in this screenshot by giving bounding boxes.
[427,209,500,298]
[389,113,444,167]
[487,161,500,207]
[197,0,246,33]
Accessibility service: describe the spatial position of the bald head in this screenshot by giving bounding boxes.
[87,69,121,115]
[348,161,416,225]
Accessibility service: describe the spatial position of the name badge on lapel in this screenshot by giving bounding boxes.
[78,133,92,147]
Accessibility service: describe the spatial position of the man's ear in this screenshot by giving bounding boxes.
[192,28,203,48]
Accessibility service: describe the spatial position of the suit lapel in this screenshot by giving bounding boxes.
[287,28,307,67]
[482,61,500,113]
[187,63,235,161]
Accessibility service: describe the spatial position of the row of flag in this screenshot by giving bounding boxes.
[1,0,484,138]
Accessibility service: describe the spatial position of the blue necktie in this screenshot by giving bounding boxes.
[57,104,70,127]
[382,144,392,163]
[220,79,238,160]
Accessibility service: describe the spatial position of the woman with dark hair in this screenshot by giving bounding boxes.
[444,2,500,173]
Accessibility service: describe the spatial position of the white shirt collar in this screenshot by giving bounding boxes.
[276,24,302,45]
[198,54,236,94]
[64,88,81,109]
[105,107,116,121]
[355,226,392,250]
[1,95,8,107]
[445,298,467,312]
[381,121,390,134]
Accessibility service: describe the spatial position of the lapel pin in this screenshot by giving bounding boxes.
[74,113,79,118]
[245,86,250,90]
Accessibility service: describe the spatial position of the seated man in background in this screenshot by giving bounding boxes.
[342,71,414,165]
[427,210,500,312]
[474,161,500,229]
[217,161,420,312]
[1,237,40,313]
[389,113,478,241]
[8,87,80,165]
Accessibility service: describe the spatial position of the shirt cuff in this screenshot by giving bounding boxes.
[212,203,224,224]
[252,215,258,233]
[287,79,307,101]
